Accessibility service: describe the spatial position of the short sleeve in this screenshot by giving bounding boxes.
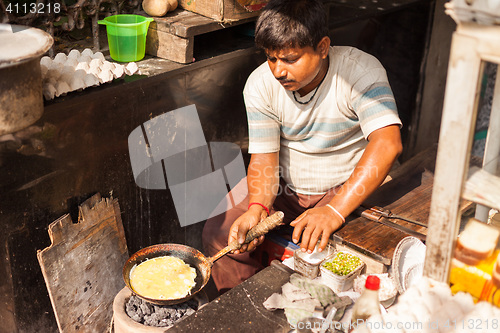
[349,56,402,139]
[243,70,281,154]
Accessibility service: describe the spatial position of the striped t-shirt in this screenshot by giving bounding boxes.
[243,46,402,195]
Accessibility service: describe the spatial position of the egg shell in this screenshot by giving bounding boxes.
[125,62,138,75]
[81,48,94,57]
[92,52,105,61]
[55,81,71,97]
[46,68,61,80]
[84,73,100,87]
[79,55,92,63]
[42,83,56,100]
[40,56,52,68]
[112,64,125,79]
[74,69,87,81]
[88,65,101,77]
[60,65,76,82]
[75,61,90,72]
[69,77,86,91]
[54,52,67,64]
[89,58,103,70]
[68,49,81,59]
[98,69,113,83]
[64,57,79,69]
[101,61,115,72]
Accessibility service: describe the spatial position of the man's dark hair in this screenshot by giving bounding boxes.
[255,0,329,51]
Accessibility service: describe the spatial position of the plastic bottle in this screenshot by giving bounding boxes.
[349,275,381,332]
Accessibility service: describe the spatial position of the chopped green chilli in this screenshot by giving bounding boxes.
[322,252,362,276]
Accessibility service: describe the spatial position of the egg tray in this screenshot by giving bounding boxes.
[40,48,139,100]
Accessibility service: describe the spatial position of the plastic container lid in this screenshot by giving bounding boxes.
[0,24,53,68]
[365,275,380,290]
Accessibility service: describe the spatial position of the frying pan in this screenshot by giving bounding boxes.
[123,211,284,305]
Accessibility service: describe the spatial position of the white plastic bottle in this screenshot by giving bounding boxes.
[349,275,381,332]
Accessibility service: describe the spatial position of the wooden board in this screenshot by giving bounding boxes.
[149,9,256,38]
[145,8,257,63]
[37,194,129,333]
[333,146,477,270]
[333,147,438,267]
[146,28,194,64]
[178,0,263,22]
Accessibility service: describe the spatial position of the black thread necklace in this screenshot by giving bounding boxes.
[292,65,328,105]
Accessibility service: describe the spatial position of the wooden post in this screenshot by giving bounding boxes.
[423,27,483,282]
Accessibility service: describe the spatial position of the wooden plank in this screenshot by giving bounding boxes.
[149,9,222,38]
[333,219,405,266]
[37,194,129,333]
[464,166,500,212]
[147,9,256,38]
[423,27,483,283]
[178,0,261,22]
[146,28,194,64]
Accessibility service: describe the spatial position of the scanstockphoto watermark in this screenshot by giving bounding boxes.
[290,319,352,332]
[128,105,248,227]
[290,319,424,332]
[291,318,500,332]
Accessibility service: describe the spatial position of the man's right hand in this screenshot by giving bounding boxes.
[228,206,268,254]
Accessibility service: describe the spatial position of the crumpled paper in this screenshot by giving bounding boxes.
[263,273,352,327]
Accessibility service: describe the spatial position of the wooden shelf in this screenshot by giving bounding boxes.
[145,8,257,64]
[463,166,500,212]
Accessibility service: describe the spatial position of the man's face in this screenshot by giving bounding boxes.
[265,45,324,92]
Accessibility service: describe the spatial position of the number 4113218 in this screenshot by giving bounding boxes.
[5,2,61,15]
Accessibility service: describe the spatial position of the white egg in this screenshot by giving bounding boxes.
[67,49,81,60]
[79,55,92,63]
[69,77,85,91]
[46,68,61,80]
[42,83,56,100]
[74,69,87,81]
[84,73,100,87]
[64,57,79,69]
[89,58,103,71]
[75,61,90,72]
[101,61,114,72]
[55,81,71,97]
[125,62,138,75]
[53,52,67,64]
[81,48,94,58]
[40,56,52,68]
[60,65,75,83]
[112,64,125,79]
[92,51,105,61]
[97,69,112,83]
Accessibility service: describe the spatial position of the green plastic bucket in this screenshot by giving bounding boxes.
[98,15,154,62]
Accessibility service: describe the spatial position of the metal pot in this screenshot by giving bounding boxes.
[0,24,53,135]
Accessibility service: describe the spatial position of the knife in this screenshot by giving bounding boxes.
[354,206,427,242]
[363,206,428,228]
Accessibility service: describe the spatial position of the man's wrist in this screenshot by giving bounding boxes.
[248,202,270,216]
[326,204,345,224]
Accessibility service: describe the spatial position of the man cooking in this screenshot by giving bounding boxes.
[203,0,402,293]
